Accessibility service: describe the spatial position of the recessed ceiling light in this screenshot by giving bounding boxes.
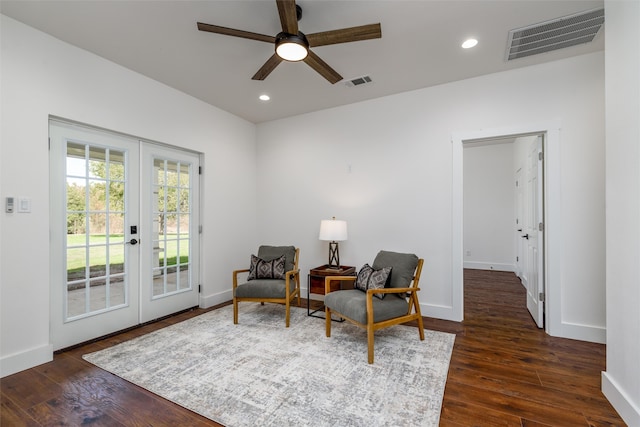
[462,38,478,49]
[259,94,270,101]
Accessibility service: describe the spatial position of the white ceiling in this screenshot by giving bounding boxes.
[1,0,604,124]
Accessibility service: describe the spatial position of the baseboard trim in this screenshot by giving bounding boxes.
[200,289,232,309]
[1,343,53,378]
[602,371,640,425]
[463,262,515,272]
[553,321,606,344]
[421,303,462,322]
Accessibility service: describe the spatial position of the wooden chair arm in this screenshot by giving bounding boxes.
[367,287,420,295]
[365,287,422,324]
[285,270,300,295]
[232,269,250,289]
[325,276,357,294]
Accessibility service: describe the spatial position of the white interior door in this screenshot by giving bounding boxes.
[50,121,201,349]
[50,120,140,350]
[515,167,524,280]
[525,136,544,328]
[139,143,200,323]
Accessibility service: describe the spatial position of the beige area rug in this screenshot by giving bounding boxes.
[83,304,455,427]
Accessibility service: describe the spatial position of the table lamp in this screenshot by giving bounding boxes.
[319,217,348,269]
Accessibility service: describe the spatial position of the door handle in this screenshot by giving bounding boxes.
[127,238,138,245]
[517,229,523,232]
[522,234,529,240]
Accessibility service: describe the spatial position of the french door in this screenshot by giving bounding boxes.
[139,143,200,323]
[50,120,200,350]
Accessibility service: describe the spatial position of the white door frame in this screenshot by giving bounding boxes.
[451,121,561,336]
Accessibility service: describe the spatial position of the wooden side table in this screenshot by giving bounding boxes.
[307,264,356,319]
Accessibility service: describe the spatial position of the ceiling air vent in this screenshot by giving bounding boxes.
[345,75,372,87]
[506,8,604,61]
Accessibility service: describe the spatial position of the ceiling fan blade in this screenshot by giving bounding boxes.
[252,54,284,80]
[304,50,342,84]
[306,23,382,47]
[276,0,299,35]
[197,22,275,43]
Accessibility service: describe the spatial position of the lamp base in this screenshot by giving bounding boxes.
[327,241,340,269]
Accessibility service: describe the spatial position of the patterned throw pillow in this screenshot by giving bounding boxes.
[247,254,286,280]
[354,264,392,300]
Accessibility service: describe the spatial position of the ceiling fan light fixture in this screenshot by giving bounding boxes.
[275,33,309,61]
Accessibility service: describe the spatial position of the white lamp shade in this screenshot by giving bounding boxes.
[319,219,348,241]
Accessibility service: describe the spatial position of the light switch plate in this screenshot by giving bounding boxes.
[18,197,31,213]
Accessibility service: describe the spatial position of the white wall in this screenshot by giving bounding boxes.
[256,51,606,341]
[0,15,258,377]
[0,10,614,380]
[602,0,640,424]
[463,143,515,272]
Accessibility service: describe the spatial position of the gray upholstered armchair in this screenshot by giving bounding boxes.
[232,245,300,327]
[324,250,425,363]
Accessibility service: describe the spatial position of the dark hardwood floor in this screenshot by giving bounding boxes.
[1,269,625,426]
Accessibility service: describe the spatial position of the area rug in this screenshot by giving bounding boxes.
[83,304,455,427]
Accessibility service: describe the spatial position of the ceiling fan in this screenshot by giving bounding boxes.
[197,0,382,84]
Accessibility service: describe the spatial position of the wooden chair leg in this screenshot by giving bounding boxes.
[233,298,238,324]
[285,298,290,328]
[413,294,425,340]
[325,307,332,337]
[367,323,374,364]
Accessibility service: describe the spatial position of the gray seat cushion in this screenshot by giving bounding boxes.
[324,289,408,324]
[235,278,296,299]
[372,251,419,294]
[257,245,296,273]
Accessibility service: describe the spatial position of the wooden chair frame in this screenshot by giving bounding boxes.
[232,248,301,327]
[325,258,424,363]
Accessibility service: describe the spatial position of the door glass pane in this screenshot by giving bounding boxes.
[110,275,126,307]
[179,215,190,239]
[89,278,107,312]
[88,147,107,179]
[108,182,125,212]
[109,214,125,240]
[65,142,128,321]
[67,283,86,318]
[152,157,192,298]
[109,151,125,181]
[67,247,86,282]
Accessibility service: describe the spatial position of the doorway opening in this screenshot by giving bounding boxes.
[451,122,561,335]
[462,133,545,328]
